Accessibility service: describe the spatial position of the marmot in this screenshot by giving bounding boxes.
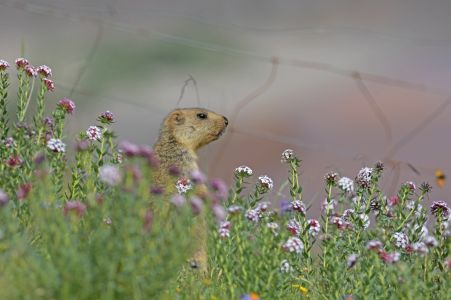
[153,107,228,192]
[153,107,228,270]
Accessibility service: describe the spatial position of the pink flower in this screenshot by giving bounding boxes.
[170,194,186,207]
[379,250,400,264]
[15,58,29,69]
[210,178,228,200]
[43,78,55,92]
[64,201,87,217]
[287,219,301,235]
[190,196,204,214]
[36,65,52,77]
[366,240,383,251]
[119,140,140,157]
[0,59,9,71]
[57,98,76,114]
[282,237,304,254]
[99,165,122,186]
[6,155,22,168]
[98,110,114,124]
[388,195,400,207]
[16,183,32,200]
[190,169,207,184]
[307,219,321,236]
[24,65,37,77]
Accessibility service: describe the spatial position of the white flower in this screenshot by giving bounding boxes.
[234,165,253,177]
[291,200,306,214]
[175,178,192,194]
[413,242,428,255]
[280,259,292,273]
[321,198,336,212]
[281,149,295,163]
[308,219,321,236]
[424,236,438,248]
[47,138,66,153]
[359,214,370,229]
[356,167,373,187]
[337,177,354,192]
[392,232,409,249]
[258,175,273,191]
[347,253,358,268]
[99,165,122,186]
[86,126,102,141]
[267,222,280,232]
[287,219,301,235]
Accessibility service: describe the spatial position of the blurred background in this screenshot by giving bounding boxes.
[1,0,450,215]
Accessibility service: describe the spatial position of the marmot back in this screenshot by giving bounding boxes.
[153,108,228,192]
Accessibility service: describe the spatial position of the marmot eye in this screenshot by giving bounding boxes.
[197,113,207,120]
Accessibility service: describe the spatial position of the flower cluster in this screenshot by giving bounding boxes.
[337,177,354,192]
[175,178,193,194]
[235,165,253,177]
[47,138,66,153]
[57,98,76,114]
[281,149,295,163]
[86,126,102,141]
[258,175,273,191]
[355,167,373,187]
[282,236,304,254]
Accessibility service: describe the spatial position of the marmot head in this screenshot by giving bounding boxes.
[163,108,228,151]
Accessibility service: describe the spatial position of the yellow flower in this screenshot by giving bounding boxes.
[292,284,308,295]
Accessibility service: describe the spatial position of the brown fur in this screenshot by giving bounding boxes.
[153,107,228,193]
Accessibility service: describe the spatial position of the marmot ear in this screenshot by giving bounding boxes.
[169,111,185,126]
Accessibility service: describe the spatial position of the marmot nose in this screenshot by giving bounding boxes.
[223,116,229,126]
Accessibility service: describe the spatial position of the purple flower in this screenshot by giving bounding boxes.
[291,200,306,215]
[64,201,87,217]
[245,209,261,223]
[404,181,416,192]
[210,178,228,200]
[36,65,52,77]
[0,59,10,71]
[190,196,204,214]
[16,183,32,200]
[75,139,89,152]
[86,126,102,141]
[212,204,226,222]
[119,141,140,157]
[170,194,186,207]
[150,185,164,195]
[430,201,449,218]
[57,98,76,114]
[168,165,181,177]
[190,169,207,184]
[98,110,114,124]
